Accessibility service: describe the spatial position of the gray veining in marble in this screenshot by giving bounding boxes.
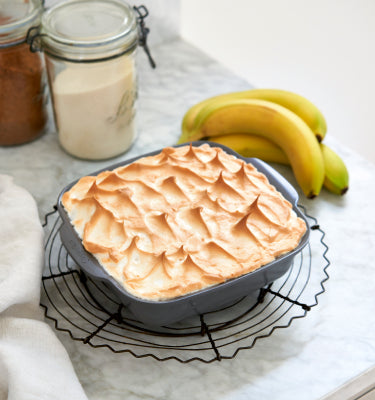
[1,6,375,400]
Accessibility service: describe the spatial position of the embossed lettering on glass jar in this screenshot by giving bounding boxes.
[0,0,47,146]
[32,0,143,160]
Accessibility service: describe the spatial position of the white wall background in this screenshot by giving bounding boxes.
[180,0,375,164]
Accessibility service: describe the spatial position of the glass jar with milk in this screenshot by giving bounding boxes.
[28,0,152,160]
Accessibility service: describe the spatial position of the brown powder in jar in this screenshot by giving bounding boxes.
[0,41,47,145]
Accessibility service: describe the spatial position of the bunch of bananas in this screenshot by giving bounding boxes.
[177,89,349,198]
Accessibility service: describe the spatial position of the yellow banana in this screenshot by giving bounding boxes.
[320,143,349,195]
[181,88,327,142]
[183,98,324,198]
[208,134,349,195]
[208,134,289,165]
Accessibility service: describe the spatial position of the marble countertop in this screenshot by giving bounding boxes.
[1,37,375,400]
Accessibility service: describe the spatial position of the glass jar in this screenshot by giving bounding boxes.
[0,0,47,146]
[29,0,149,161]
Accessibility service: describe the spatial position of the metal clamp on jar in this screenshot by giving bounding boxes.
[27,0,155,160]
[0,0,47,146]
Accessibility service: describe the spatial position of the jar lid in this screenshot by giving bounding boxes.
[0,0,43,45]
[39,0,139,61]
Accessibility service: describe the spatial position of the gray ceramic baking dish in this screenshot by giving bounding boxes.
[57,141,310,327]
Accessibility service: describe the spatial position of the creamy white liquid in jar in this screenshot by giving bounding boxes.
[37,0,143,160]
[52,55,137,160]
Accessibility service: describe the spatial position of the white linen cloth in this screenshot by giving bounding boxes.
[0,175,88,400]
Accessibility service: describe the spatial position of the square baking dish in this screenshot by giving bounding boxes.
[57,141,310,326]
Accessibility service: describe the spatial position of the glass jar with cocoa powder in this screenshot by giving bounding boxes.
[0,0,47,146]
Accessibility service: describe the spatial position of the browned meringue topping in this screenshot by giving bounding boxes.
[62,144,307,300]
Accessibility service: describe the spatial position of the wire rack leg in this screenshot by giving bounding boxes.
[200,315,222,361]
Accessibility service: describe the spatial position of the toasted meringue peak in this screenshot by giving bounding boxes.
[210,170,245,199]
[146,212,176,239]
[183,142,202,161]
[178,206,211,238]
[62,144,306,301]
[159,176,189,203]
[95,171,127,190]
[197,189,222,212]
[208,150,228,170]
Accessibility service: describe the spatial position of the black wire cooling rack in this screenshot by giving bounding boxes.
[41,205,330,363]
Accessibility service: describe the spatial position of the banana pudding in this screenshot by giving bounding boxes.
[61,144,307,301]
